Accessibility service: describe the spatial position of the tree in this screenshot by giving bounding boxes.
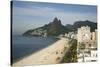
[79,43,86,62]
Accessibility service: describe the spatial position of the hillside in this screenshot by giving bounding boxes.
[23,18,97,36]
[65,20,97,32]
[23,17,69,36]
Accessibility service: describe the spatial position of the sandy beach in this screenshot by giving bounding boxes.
[13,38,70,66]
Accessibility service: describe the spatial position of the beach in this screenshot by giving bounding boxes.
[13,37,70,66]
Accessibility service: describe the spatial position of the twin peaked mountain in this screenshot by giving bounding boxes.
[23,17,97,36]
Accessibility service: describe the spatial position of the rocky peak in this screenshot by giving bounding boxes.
[49,17,62,26]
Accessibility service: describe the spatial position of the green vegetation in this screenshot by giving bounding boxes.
[23,17,97,36]
[66,20,97,32]
[61,39,77,63]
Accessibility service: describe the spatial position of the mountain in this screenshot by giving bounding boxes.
[23,17,68,36]
[65,20,97,32]
[23,18,97,36]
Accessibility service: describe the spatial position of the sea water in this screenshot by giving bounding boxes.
[12,35,57,63]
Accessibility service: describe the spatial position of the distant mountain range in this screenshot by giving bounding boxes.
[66,20,97,32]
[23,17,97,36]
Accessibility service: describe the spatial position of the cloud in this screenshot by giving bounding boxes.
[12,5,97,34]
[13,5,97,23]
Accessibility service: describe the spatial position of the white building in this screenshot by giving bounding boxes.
[64,33,68,37]
[77,26,91,44]
[66,32,77,39]
[77,26,97,62]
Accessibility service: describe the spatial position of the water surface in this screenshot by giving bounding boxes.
[12,35,57,63]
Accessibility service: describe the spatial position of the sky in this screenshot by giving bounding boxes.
[12,1,97,35]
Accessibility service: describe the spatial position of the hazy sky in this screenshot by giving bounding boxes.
[12,1,97,35]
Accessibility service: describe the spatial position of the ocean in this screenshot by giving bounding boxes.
[12,35,58,63]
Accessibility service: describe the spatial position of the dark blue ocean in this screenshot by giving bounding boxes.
[12,35,57,63]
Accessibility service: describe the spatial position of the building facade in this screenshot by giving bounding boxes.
[77,26,97,62]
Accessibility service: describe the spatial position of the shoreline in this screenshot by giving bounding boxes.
[12,36,59,64]
[13,37,70,66]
